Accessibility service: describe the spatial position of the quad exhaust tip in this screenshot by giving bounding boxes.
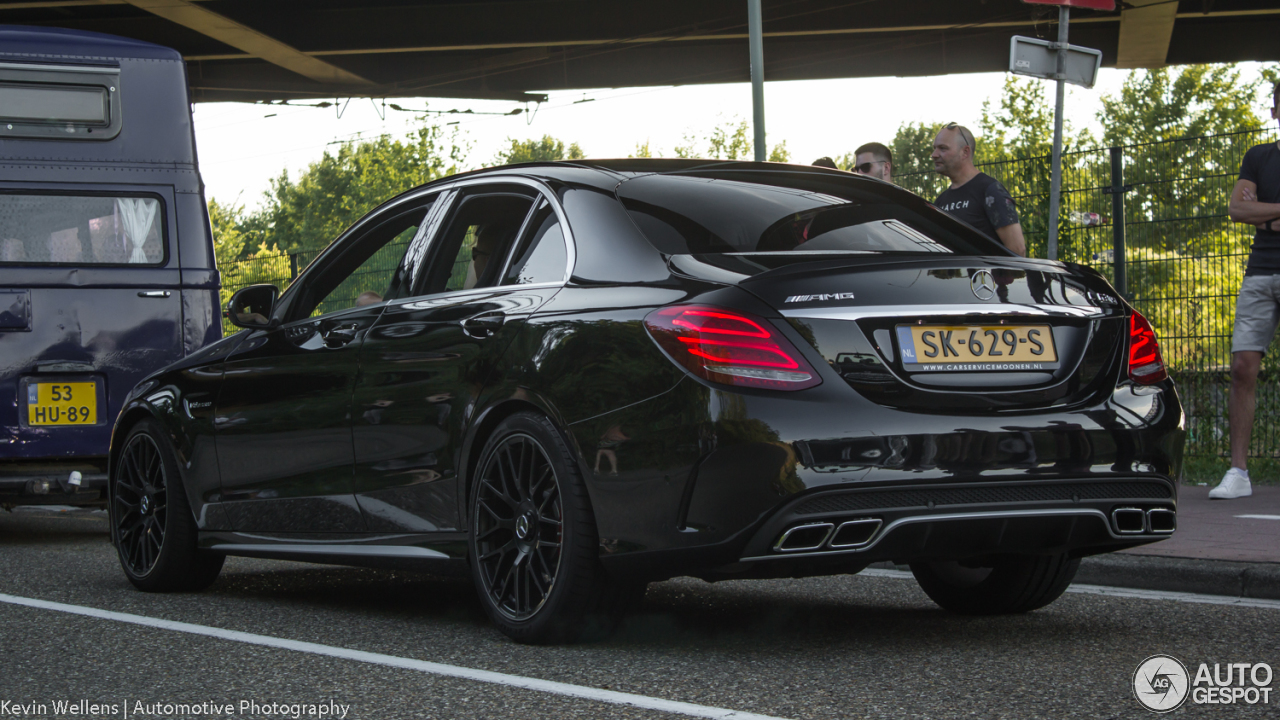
[774,518,882,553]
[1147,507,1176,534]
[1112,507,1146,534]
[829,518,883,548]
[1111,507,1176,535]
[774,523,834,552]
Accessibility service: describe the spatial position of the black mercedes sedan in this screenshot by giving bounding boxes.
[107,160,1183,643]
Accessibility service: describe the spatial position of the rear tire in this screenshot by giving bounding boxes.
[110,418,224,592]
[910,553,1079,615]
[468,412,618,644]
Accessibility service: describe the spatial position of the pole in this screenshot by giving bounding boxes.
[1047,6,1068,261]
[1109,146,1127,298]
[748,0,766,162]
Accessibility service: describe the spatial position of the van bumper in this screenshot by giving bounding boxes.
[0,461,108,507]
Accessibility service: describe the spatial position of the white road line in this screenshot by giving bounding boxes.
[1235,514,1280,521]
[861,567,1280,610]
[0,593,788,720]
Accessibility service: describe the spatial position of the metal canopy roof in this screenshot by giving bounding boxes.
[2,0,1278,103]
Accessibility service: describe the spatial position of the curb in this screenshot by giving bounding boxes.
[1075,553,1280,601]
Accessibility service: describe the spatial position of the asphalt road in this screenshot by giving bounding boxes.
[1,509,1276,720]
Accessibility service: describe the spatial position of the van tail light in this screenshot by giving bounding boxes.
[644,305,821,390]
[1128,310,1168,384]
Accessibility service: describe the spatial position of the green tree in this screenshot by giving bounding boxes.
[209,198,249,266]
[248,122,466,256]
[493,135,584,165]
[673,118,789,162]
[889,121,948,199]
[1100,65,1264,147]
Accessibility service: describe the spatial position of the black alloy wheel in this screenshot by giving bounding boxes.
[474,432,564,621]
[113,430,168,576]
[110,419,224,592]
[468,412,624,644]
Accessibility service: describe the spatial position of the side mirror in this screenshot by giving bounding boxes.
[225,284,280,329]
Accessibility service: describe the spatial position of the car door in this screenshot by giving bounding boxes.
[350,183,570,533]
[213,198,433,532]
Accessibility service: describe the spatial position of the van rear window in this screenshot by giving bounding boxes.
[0,83,108,125]
[0,194,164,265]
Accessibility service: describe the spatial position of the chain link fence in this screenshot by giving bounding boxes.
[218,128,1278,458]
[899,127,1279,459]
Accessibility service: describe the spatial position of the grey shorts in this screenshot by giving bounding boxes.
[1232,274,1280,354]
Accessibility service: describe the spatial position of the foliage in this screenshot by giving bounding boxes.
[891,121,948,198]
[244,123,467,257]
[492,135,584,165]
[209,198,249,268]
[1100,65,1265,147]
[673,117,790,162]
[631,140,655,158]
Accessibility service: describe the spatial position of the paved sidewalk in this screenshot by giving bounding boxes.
[1121,484,1280,563]
[1075,484,1280,601]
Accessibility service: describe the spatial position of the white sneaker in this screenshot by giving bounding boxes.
[1208,467,1252,499]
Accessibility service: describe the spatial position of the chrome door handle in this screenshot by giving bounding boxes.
[462,312,504,338]
[138,290,171,298]
[322,323,360,348]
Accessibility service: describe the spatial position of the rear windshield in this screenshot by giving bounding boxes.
[0,193,164,265]
[617,171,1007,256]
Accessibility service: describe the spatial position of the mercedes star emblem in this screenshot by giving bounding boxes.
[971,270,997,300]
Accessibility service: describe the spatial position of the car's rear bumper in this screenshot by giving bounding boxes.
[0,460,108,506]
[738,476,1175,564]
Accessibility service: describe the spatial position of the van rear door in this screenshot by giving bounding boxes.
[0,187,183,497]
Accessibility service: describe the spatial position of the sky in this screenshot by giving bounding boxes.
[191,63,1272,211]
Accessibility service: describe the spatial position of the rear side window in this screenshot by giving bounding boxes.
[503,201,567,285]
[617,172,1006,256]
[0,193,164,265]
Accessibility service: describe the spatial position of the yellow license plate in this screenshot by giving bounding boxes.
[896,325,1059,370]
[27,382,97,425]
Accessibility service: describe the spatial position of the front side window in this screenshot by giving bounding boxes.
[0,193,163,265]
[289,203,430,320]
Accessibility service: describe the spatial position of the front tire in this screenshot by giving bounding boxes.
[910,553,1079,615]
[468,412,615,644]
[110,418,224,592]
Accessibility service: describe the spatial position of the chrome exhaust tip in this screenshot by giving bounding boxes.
[774,522,834,552]
[1112,507,1146,534]
[1147,508,1176,534]
[828,518,882,549]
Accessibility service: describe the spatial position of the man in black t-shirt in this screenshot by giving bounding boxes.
[1213,83,1280,500]
[931,123,1026,256]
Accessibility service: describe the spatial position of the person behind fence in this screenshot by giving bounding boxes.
[852,142,893,184]
[930,123,1026,256]
[1211,82,1280,500]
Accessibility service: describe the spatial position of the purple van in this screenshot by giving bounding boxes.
[0,26,220,507]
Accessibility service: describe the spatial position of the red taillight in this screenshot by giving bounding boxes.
[644,305,822,390]
[1128,310,1168,384]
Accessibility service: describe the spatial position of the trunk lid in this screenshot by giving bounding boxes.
[728,255,1128,412]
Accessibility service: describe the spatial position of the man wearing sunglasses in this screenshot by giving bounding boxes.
[931,123,1026,256]
[852,142,893,184]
